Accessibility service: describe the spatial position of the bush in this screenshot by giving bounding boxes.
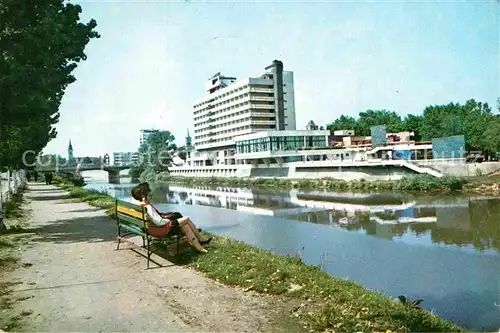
[71,176,86,187]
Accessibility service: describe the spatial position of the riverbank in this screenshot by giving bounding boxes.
[155,173,500,196]
[0,184,31,330]
[0,183,304,332]
[50,179,466,332]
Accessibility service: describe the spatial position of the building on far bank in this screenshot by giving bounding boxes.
[170,60,490,180]
[113,152,139,166]
[188,59,296,167]
[140,129,158,147]
[193,59,296,152]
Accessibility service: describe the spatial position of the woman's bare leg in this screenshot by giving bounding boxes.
[178,217,204,239]
[180,224,208,253]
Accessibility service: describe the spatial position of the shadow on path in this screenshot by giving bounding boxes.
[25,188,66,193]
[29,194,72,201]
[28,215,116,244]
[65,208,104,214]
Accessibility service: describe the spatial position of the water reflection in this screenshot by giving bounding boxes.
[85,182,500,254]
[84,182,500,329]
[148,185,499,255]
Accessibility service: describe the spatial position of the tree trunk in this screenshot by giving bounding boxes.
[7,168,11,200]
[0,173,6,233]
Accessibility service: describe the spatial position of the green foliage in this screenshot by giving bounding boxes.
[55,180,114,209]
[56,180,463,332]
[0,1,100,169]
[131,130,176,180]
[159,174,468,193]
[325,99,498,155]
[191,237,463,332]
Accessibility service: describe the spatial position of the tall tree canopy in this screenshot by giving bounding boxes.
[0,0,100,170]
[326,99,499,155]
[130,130,177,180]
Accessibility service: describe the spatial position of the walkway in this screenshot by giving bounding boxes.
[0,183,295,332]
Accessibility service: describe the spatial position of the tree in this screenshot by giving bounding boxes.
[325,99,495,154]
[327,110,404,136]
[357,109,403,135]
[402,114,424,141]
[326,115,360,134]
[484,117,500,155]
[420,102,465,141]
[0,1,99,231]
[130,130,177,181]
[0,1,100,169]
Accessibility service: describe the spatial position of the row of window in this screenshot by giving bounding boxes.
[235,136,327,154]
[195,100,251,124]
[194,93,276,122]
[195,126,253,146]
[195,112,276,134]
[194,117,276,141]
[193,85,275,114]
[193,85,250,109]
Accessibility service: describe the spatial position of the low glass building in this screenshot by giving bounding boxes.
[234,130,330,164]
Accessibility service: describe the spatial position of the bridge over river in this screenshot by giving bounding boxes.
[36,163,133,183]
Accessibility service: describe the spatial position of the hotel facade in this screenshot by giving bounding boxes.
[170,60,450,180]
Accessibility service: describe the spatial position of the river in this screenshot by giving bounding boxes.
[82,171,500,330]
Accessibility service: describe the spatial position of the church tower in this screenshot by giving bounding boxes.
[68,139,74,162]
[185,129,193,151]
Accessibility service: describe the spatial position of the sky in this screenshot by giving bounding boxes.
[43,0,499,158]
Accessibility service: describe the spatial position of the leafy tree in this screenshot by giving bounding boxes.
[326,99,496,156]
[326,115,360,134]
[357,109,404,135]
[484,117,500,154]
[130,130,177,181]
[0,1,99,231]
[176,146,188,161]
[402,114,424,141]
[0,1,100,169]
[327,110,404,136]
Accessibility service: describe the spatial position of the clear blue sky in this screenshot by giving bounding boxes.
[43,0,499,158]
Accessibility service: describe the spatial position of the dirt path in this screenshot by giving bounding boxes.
[0,183,300,332]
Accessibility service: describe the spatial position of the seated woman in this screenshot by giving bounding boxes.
[131,183,211,253]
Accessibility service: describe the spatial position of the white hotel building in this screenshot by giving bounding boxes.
[189,59,297,166]
[170,60,441,180]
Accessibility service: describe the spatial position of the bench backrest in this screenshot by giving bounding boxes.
[115,199,147,229]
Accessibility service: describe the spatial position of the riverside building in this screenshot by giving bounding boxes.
[170,60,445,180]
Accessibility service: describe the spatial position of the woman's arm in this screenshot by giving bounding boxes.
[161,212,183,220]
[145,205,169,226]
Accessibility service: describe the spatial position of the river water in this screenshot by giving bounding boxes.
[82,171,500,330]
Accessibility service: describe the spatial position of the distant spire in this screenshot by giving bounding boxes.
[185,129,192,149]
[68,139,74,161]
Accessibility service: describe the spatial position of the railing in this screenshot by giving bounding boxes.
[249,88,274,93]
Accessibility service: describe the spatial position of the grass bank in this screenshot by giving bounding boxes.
[54,180,465,332]
[54,178,115,213]
[157,173,469,193]
[0,184,30,331]
[463,173,500,196]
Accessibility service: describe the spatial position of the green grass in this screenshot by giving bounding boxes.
[190,237,464,333]
[157,174,470,193]
[2,184,27,219]
[54,178,115,211]
[53,182,466,332]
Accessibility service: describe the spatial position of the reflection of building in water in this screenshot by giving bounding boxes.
[435,204,470,231]
[289,190,416,215]
[162,186,500,251]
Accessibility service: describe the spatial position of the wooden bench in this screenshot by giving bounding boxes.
[115,199,187,268]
